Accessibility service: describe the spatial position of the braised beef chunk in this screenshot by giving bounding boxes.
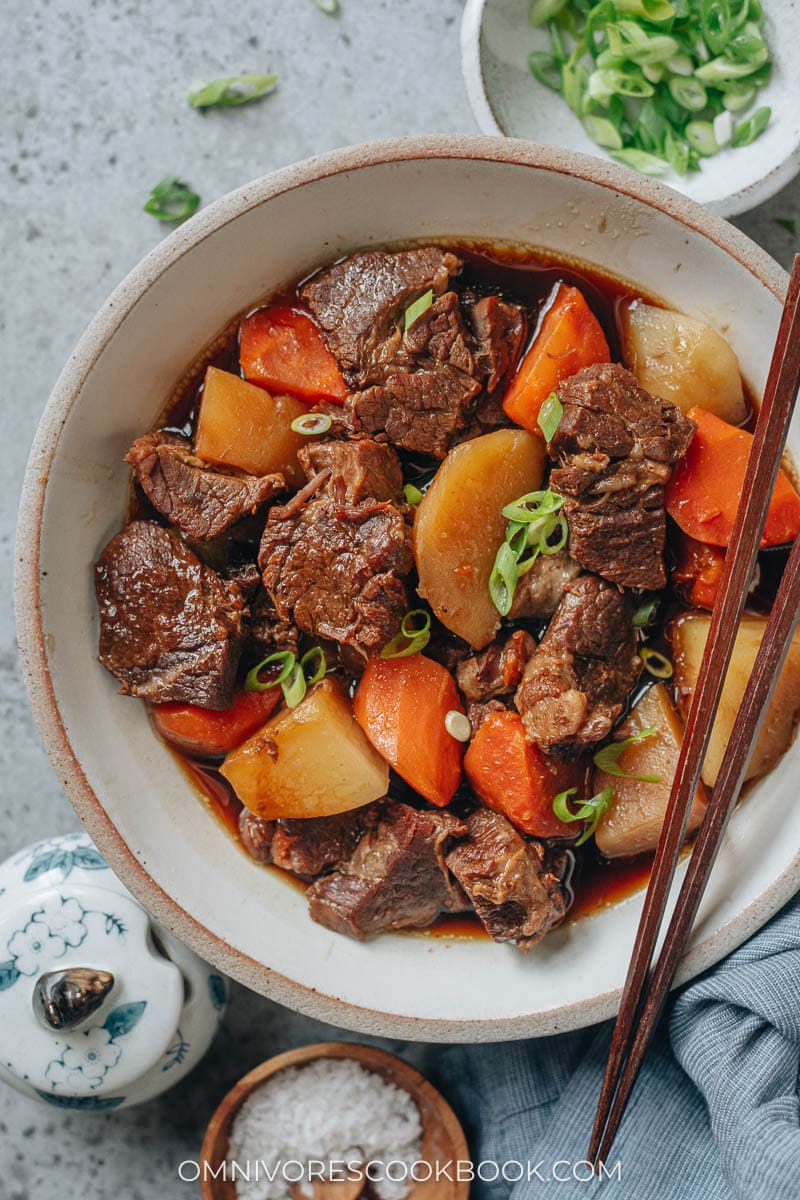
[240,806,372,877]
[126,432,284,541]
[95,520,245,708]
[515,574,640,751]
[300,246,463,381]
[446,808,566,950]
[467,698,508,735]
[456,629,536,704]
[258,439,413,657]
[549,363,696,590]
[306,803,467,939]
[350,292,484,458]
[470,295,529,392]
[508,550,583,620]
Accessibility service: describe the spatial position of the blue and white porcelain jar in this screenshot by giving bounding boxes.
[0,831,228,1110]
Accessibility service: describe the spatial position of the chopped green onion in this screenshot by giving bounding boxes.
[538,392,563,442]
[668,75,708,111]
[404,289,434,332]
[187,74,278,109]
[641,647,674,678]
[403,483,424,505]
[281,662,307,708]
[584,114,624,148]
[685,119,719,156]
[530,0,569,25]
[562,59,590,113]
[245,651,296,693]
[633,598,659,627]
[312,0,340,12]
[144,177,200,223]
[300,646,327,686]
[489,541,520,616]
[612,148,671,175]
[774,217,798,237]
[529,50,563,92]
[552,785,616,845]
[700,0,734,56]
[541,514,569,555]
[614,0,675,21]
[445,709,472,742]
[721,82,757,111]
[593,724,663,781]
[731,105,771,146]
[695,55,763,83]
[380,609,431,659]
[588,67,655,102]
[290,412,332,436]
[502,488,565,524]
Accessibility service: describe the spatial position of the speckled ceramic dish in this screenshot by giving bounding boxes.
[14,135,800,1042]
[461,0,800,217]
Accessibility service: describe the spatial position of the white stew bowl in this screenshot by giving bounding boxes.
[15,135,799,1042]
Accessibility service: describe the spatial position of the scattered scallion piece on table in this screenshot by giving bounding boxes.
[380,610,432,659]
[593,724,663,781]
[187,74,278,108]
[312,0,340,12]
[552,786,616,845]
[144,177,200,223]
[404,289,434,332]
[774,217,798,237]
[526,0,773,175]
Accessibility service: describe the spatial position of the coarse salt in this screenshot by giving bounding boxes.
[227,1056,423,1200]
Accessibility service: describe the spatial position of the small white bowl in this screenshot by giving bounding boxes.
[462,0,800,217]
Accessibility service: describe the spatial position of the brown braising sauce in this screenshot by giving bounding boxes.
[144,240,773,940]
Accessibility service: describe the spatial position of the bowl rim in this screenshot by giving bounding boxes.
[14,133,795,1042]
[460,0,800,219]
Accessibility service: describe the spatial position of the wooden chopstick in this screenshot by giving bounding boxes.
[589,253,800,1165]
[595,528,800,1164]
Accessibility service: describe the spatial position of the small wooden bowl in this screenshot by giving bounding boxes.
[200,1042,470,1200]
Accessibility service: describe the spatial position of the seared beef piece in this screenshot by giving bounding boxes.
[95,520,246,708]
[300,246,463,382]
[467,698,508,735]
[125,432,284,541]
[515,574,640,751]
[350,292,484,458]
[258,439,413,657]
[446,807,566,950]
[240,806,372,877]
[306,803,467,940]
[508,551,583,621]
[239,810,275,863]
[247,587,300,657]
[549,363,695,590]
[457,630,536,704]
[469,295,529,428]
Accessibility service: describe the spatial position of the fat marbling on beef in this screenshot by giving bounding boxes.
[126,432,285,541]
[94,520,246,708]
[549,363,695,590]
[258,438,414,657]
[515,574,640,751]
[306,802,467,939]
[446,807,566,950]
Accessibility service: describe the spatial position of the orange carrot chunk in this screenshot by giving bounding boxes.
[353,656,464,808]
[464,710,587,839]
[671,532,727,611]
[666,406,800,548]
[502,283,610,436]
[240,305,348,404]
[152,688,281,758]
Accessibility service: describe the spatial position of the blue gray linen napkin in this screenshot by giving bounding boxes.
[429,890,800,1200]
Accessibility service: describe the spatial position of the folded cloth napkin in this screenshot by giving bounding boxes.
[428,890,800,1200]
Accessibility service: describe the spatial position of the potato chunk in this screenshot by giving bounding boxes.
[220,678,389,819]
[195,366,312,489]
[671,612,800,788]
[622,302,746,425]
[414,429,546,650]
[594,684,707,859]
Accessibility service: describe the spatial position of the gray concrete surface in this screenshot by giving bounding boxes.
[1,1,798,1196]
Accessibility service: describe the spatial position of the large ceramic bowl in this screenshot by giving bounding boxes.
[15,136,799,1042]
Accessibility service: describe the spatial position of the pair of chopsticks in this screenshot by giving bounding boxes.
[590,254,800,1166]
